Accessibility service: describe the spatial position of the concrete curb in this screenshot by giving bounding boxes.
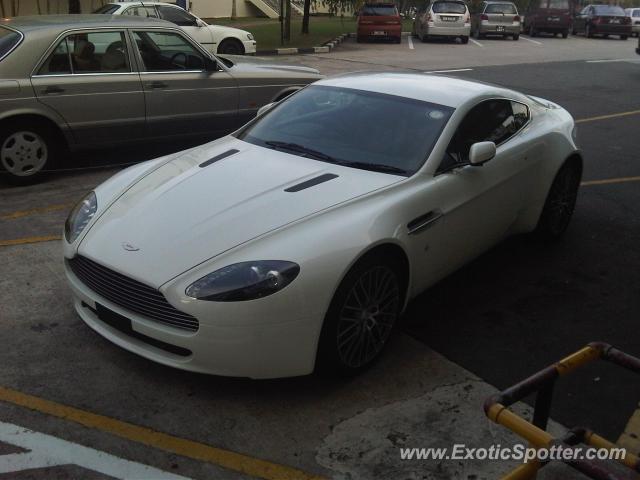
[255,32,351,56]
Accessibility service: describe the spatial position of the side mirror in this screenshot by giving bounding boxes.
[257,102,276,116]
[204,57,218,72]
[469,141,496,166]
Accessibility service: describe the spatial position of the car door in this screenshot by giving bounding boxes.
[31,29,146,147]
[130,28,238,138]
[419,100,535,281]
[156,5,215,51]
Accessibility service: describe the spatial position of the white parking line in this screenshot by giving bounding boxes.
[469,38,484,47]
[520,35,543,45]
[408,35,414,50]
[425,68,474,73]
[0,421,189,479]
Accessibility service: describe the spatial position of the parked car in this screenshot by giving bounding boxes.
[471,1,521,40]
[624,8,640,37]
[94,1,256,54]
[357,2,402,43]
[412,0,471,43]
[63,72,582,378]
[0,15,321,184]
[572,5,631,39]
[522,0,571,37]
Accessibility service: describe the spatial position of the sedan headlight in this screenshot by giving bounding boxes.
[185,261,300,302]
[64,191,97,243]
[247,33,254,40]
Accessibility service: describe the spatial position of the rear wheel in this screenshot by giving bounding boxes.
[0,120,60,186]
[562,30,568,38]
[461,35,469,44]
[394,36,402,44]
[534,161,581,240]
[513,33,520,40]
[316,254,403,376]
[217,38,245,55]
[529,24,537,36]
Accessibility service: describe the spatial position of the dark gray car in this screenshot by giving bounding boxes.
[0,15,321,184]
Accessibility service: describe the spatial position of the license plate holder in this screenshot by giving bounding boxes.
[496,25,505,32]
[442,16,457,21]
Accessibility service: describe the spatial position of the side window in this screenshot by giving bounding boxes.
[133,31,205,71]
[439,99,527,172]
[38,39,72,75]
[634,10,640,17]
[38,31,130,74]
[124,6,158,18]
[157,6,198,26]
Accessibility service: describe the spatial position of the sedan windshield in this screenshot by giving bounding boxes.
[236,85,454,176]
[432,1,467,13]
[93,4,120,13]
[361,5,399,15]
[0,27,21,61]
[593,5,625,15]
[485,3,517,14]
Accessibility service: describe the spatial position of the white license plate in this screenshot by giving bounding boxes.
[610,19,620,24]
[496,25,505,31]
[547,16,560,21]
[441,16,457,21]
[373,30,386,35]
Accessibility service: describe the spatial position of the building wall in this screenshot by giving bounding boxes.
[189,0,263,19]
[0,0,106,16]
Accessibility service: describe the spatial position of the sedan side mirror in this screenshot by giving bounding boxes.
[257,102,276,116]
[469,141,496,166]
[204,57,218,72]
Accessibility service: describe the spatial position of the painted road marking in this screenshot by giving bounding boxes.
[586,58,634,63]
[0,421,189,479]
[469,38,484,47]
[520,35,543,45]
[425,68,474,74]
[408,35,414,49]
[576,109,640,124]
[0,236,60,247]
[0,203,73,221]
[581,176,640,186]
[0,386,326,480]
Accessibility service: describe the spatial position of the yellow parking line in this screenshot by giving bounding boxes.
[576,109,640,124]
[0,386,326,480]
[0,235,60,247]
[0,203,73,221]
[581,176,640,186]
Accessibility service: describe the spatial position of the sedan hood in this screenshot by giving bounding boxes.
[79,138,401,287]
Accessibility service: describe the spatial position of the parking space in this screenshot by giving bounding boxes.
[1,35,639,479]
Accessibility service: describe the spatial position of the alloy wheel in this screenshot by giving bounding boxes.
[546,167,579,235]
[1,131,48,177]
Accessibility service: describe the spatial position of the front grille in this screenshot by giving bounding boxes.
[68,256,199,332]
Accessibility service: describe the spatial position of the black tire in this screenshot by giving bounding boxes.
[529,24,537,36]
[461,35,469,44]
[621,35,628,40]
[394,36,402,44]
[586,24,593,38]
[572,26,577,35]
[562,30,568,38]
[316,253,404,376]
[513,33,520,40]
[217,38,245,55]
[0,119,60,186]
[534,161,581,240]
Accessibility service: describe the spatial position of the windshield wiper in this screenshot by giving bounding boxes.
[265,141,335,161]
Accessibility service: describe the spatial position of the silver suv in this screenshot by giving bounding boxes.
[471,1,521,40]
[412,0,471,44]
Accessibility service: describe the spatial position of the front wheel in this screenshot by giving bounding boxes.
[217,38,245,55]
[316,255,403,376]
[0,121,59,186]
[534,161,581,240]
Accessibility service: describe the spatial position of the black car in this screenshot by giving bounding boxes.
[572,4,632,39]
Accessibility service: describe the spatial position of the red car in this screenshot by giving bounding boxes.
[357,3,402,43]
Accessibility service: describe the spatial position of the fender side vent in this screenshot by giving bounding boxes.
[199,149,239,168]
[285,173,339,192]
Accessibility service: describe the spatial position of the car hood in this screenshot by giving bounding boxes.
[79,138,402,287]
[218,54,321,76]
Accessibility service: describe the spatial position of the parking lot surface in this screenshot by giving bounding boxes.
[1,33,639,479]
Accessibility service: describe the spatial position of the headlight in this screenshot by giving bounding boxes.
[185,260,299,302]
[247,33,254,40]
[64,191,97,243]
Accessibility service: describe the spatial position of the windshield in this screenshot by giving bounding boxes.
[361,5,399,15]
[0,27,21,61]
[485,3,517,14]
[236,85,454,176]
[432,1,467,13]
[593,5,625,15]
[547,0,569,9]
[93,4,120,13]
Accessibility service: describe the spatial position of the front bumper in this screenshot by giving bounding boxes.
[591,24,632,35]
[64,259,319,378]
[424,24,471,37]
[243,39,257,54]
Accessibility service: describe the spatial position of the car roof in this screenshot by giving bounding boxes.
[485,1,516,4]
[107,1,182,7]
[316,72,522,109]
[1,14,171,32]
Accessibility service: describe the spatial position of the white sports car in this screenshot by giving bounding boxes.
[94,2,256,55]
[63,73,582,378]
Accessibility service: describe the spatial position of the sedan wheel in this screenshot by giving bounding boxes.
[0,125,56,185]
[318,255,402,375]
[218,39,245,55]
[535,161,581,240]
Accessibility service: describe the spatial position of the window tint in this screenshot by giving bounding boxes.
[433,1,467,13]
[440,99,529,171]
[593,5,624,15]
[634,10,640,17]
[63,31,130,73]
[547,0,569,9]
[485,3,517,14]
[124,6,158,17]
[157,6,198,26]
[133,31,205,71]
[0,27,21,61]
[93,4,120,13]
[361,5,399,15]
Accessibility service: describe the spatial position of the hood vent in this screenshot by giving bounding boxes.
[285,173,339,192]
[199,149,239,168]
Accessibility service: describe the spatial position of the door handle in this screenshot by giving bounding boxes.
[147,81,168,89]
[408,210,444,235]
[43,86,65,95]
